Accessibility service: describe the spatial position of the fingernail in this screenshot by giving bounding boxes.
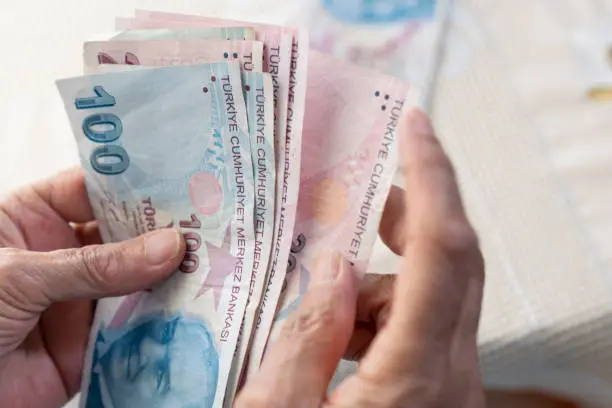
[144,229,182,265]
[312,251,349,285]
[407,108,434,135]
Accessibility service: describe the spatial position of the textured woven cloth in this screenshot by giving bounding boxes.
[369,2,612,406]
[435,2,612,406]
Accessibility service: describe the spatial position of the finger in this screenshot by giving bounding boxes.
[359,108,484,378]
[379,186,407,255]
[31,167,94,223]
[40,299,93,395]
[1,168,94,251]
[7,167,93,224]
[355,274,394,324]
[344,275,394,361]
[0,229,185,312]
[236,252,358,408]
[73,221,103,246]
[344,324,375,361]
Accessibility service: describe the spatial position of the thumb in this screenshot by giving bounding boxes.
[0,229,185,312]
[237,252,357,408]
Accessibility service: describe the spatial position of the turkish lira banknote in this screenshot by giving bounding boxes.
[265,51,410,354]
[116,11,307,374]
[83,39,264,73]
[87,21,287,395]
[57,62,255,408]
[57,11,411,408]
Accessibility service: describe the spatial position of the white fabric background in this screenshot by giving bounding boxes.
[1,1,611,407]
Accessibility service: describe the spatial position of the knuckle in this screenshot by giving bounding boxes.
[281,294,338,341]
[0,248,44,311]
[406,140,455,178]
[0,248,25,274]
[407,219,485,280]
[441,220,480,254]
[0,248,26,295]
[360,274,395,321]
[424,149,455,177]
[443,222,485,283]
[0,249,32,293]
[70,245,123,289]
[413,217,480,255]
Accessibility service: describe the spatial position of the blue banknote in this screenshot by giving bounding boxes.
[56,62,255,408]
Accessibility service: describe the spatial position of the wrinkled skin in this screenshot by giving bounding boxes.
[0,169,185,408]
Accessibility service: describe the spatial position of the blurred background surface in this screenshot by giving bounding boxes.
[1,1,611,407]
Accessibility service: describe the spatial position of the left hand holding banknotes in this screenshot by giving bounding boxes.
[237,110,486,408]
[0,169,420,408]
[0,169,186,408]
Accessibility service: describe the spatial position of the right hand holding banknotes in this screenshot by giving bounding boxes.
[237,110,486,408]
[0,110,486,408]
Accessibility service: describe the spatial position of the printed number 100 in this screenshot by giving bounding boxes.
[75,86,130,175]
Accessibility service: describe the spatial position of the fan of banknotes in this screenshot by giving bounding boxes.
[55,10,410,408]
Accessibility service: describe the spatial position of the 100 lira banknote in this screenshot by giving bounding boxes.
[83,32,276,397]
[118,11,309,374]
[56,62,255,408]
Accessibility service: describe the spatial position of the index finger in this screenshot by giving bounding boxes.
[359,109,484,378]
[7,167,94,224]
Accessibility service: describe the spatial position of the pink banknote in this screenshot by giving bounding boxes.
[262,50,410,360]
[83,39,264,73]
[125,10,309,379]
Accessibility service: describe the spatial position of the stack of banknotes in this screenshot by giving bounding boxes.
[55,10,410,408]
